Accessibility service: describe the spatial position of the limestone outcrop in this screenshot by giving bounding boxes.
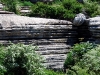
[0,13,77,70]
[88,17,100,43]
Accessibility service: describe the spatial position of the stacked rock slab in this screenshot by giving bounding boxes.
[20,6,31,16]
[0,13,78,70]
[89,17,100,43]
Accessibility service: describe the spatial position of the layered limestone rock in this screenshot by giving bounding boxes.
[88,17,100,43]
[0,14,72,29]
[0,14,77,70]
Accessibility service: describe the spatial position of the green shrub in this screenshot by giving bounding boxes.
[29,2,75,20]
[63,0,83,13]
[0,43,45,75]
[1,0,20,14]
[0,45,6,75]
[64,42,96,70]
[84,2,100,17]
[79,45,100,74]
[66,66,90,75]
[29,2,48,17]
[63,10,75,20]
[20,1,33,6]
[66,44,100,75]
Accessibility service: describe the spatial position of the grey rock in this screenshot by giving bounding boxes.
[0,14,76,70]
[88,17,100,43]
[73,13,86,26]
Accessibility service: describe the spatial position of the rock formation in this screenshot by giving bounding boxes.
[73,13,86,26]
[88,17,100,43]
[73,13,100,43]
[0,12,78,70]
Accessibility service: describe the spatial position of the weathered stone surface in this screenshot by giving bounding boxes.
[0,3,4,11]
[0,14,77,70]
[89,17,100,38]
[73,13,86,26]
[0,14,72,28]
[20,6,31,15]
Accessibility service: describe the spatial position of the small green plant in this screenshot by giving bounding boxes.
[44,69,65,75]
[0,44,6,75]
[66,66,90,75]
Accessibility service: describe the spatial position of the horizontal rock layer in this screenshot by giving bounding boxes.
[89,17,100,38]
[0,14,77,70]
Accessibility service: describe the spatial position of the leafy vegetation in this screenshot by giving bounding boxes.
[64,42,96,70]
[83,1,100,17]
[29,2,69,19]
[0,0,20,14]
[66,44,100,75]
[1,0,100,20]
[44,69,64,75]
[0,43,65,75]
[0,43,45,75]
[64,42,100,75]
[19,1,33,6]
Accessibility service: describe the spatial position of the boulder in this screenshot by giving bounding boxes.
[73,13,86,26]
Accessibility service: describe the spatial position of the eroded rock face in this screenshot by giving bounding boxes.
[0,14,77,70]
[89,17,100,43]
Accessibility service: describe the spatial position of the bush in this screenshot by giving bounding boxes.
[29,2,48,17]
[63,0,83,14]
[64,42,96,70]
[29,2,75,20]
[0,45,6,75]
[66,44,100,75]
[79,45,100,74]
[0,43,45,75]
[1,0,100,19]
[83,2,100,17]
[20,1,33,6]
[1,0,20,14]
